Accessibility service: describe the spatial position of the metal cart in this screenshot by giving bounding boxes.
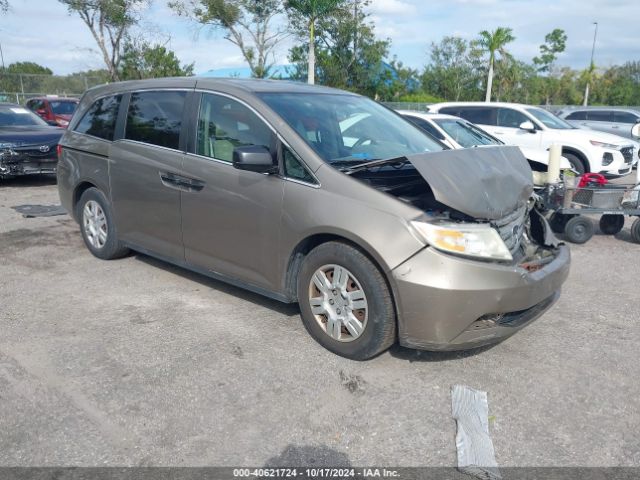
[538,173,640,244]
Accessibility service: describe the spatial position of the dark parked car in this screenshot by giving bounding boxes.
[0,103,63,179]
[57,78,569,359]
[26,96,79,128]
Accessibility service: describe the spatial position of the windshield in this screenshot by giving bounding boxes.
[0,105,48,126]
[526,107,574,130]
[50,101,78,115]
[433,118,501,148]
[259,93,443,164]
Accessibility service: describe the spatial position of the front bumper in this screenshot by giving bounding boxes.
[0,150,57,178]
[392,244,571,351]
[598,148,634,176]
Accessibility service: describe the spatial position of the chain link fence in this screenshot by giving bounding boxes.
[0,72,108,104]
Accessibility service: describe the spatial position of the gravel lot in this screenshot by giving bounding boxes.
[1,176,639,467]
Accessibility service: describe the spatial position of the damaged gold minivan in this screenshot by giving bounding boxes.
[57,78,570,360]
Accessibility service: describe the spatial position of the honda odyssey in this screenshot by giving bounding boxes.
[57,78,570,360]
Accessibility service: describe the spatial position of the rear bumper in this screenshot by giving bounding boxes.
[392,245,571,351]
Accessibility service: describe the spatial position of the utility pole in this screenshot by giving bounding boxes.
[583,21,598,106]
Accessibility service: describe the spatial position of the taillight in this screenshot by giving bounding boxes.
[57,144,63,158]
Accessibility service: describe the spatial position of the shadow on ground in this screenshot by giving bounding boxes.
[264,444,351,467]
[0,174,57,188]
[135,253,301,317]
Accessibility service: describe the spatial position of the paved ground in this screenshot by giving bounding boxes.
[0,175,639,467]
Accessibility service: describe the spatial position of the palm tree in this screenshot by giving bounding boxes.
[477,27,515,102]
[287,0,343,84]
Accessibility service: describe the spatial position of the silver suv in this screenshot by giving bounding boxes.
[57,78,570,359]
[558,107,640,139]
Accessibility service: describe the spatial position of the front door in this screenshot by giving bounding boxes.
[493,107,542,149]
[180,92,284,293]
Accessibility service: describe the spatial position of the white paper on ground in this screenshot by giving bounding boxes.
[451,385,501,480]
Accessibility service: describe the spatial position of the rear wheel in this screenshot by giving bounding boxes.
[297,242,396,360]
[564,152,587,174]
[599,215,625,235]
[631,218,640,244]
[77,187,129,260]
[564,215,594,244]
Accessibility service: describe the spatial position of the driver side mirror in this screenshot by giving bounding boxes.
[232,145,278,174]
[519,121,536,133]
[632,122,640,138]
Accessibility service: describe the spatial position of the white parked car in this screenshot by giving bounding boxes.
[398,110,572,180]
[428,102,636,175]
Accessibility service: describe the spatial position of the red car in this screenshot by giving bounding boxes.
[25,96,79,128]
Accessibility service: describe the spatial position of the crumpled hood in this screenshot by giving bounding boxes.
[407,146,534,220]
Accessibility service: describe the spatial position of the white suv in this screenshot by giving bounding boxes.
[428,102,636,175]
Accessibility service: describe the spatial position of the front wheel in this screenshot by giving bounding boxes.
[77,187,129,260]
[297,242,396,360]
[564,153,586,175]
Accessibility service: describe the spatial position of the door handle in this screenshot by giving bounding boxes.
[160,172,205,192]
[611,125,619,129]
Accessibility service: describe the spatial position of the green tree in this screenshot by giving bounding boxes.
[170,0,287,78]
[1,0,9,13]
[58,0,148,81]
[422,36,483,101]
[285,0,343,85]
[533,28,567,73]
[5,62,53,75]
[289,0,388,96]
[119,40,195,79]
[477,27,515,102]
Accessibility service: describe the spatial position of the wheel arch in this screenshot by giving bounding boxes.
[561,146,590,173]
[283,232,396,305]
[72,181,99,221]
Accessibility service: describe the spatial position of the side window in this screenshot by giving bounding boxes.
[74,94,122,141]
[586,111,614,122]
[565,111,587,120]
[497,108,530,128]
[283,146,315,183]
[125,90,186,149]
[196,93,272,163]
[454,107,496,126]
[614,111,639,124]
[405,116,445,140]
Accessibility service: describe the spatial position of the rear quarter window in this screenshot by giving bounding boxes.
[74,95,122,141]
[125,90,186,150]
[565,111,587,120]
[441,107,496,126]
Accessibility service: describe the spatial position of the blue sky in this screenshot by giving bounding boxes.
[0,0,638,75]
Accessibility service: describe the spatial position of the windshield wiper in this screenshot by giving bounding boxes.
[340,156,410,175]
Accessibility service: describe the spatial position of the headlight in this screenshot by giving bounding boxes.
[411,220,513,261]
[57,119,69,126]
[590,140,620,150]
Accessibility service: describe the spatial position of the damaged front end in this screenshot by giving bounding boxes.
[348,146,570,351]
[349,146,561,269]
[0,142,58,179]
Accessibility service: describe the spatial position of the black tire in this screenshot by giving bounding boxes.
[564,152,587,174]
[631,218,640,244]
[76,187,129,260]
[599,214,625,235]
[564,215,594,244]
[296,241,396,360]
[549,213,574,234]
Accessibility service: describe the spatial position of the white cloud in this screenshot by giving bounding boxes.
[369,0,418,15]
